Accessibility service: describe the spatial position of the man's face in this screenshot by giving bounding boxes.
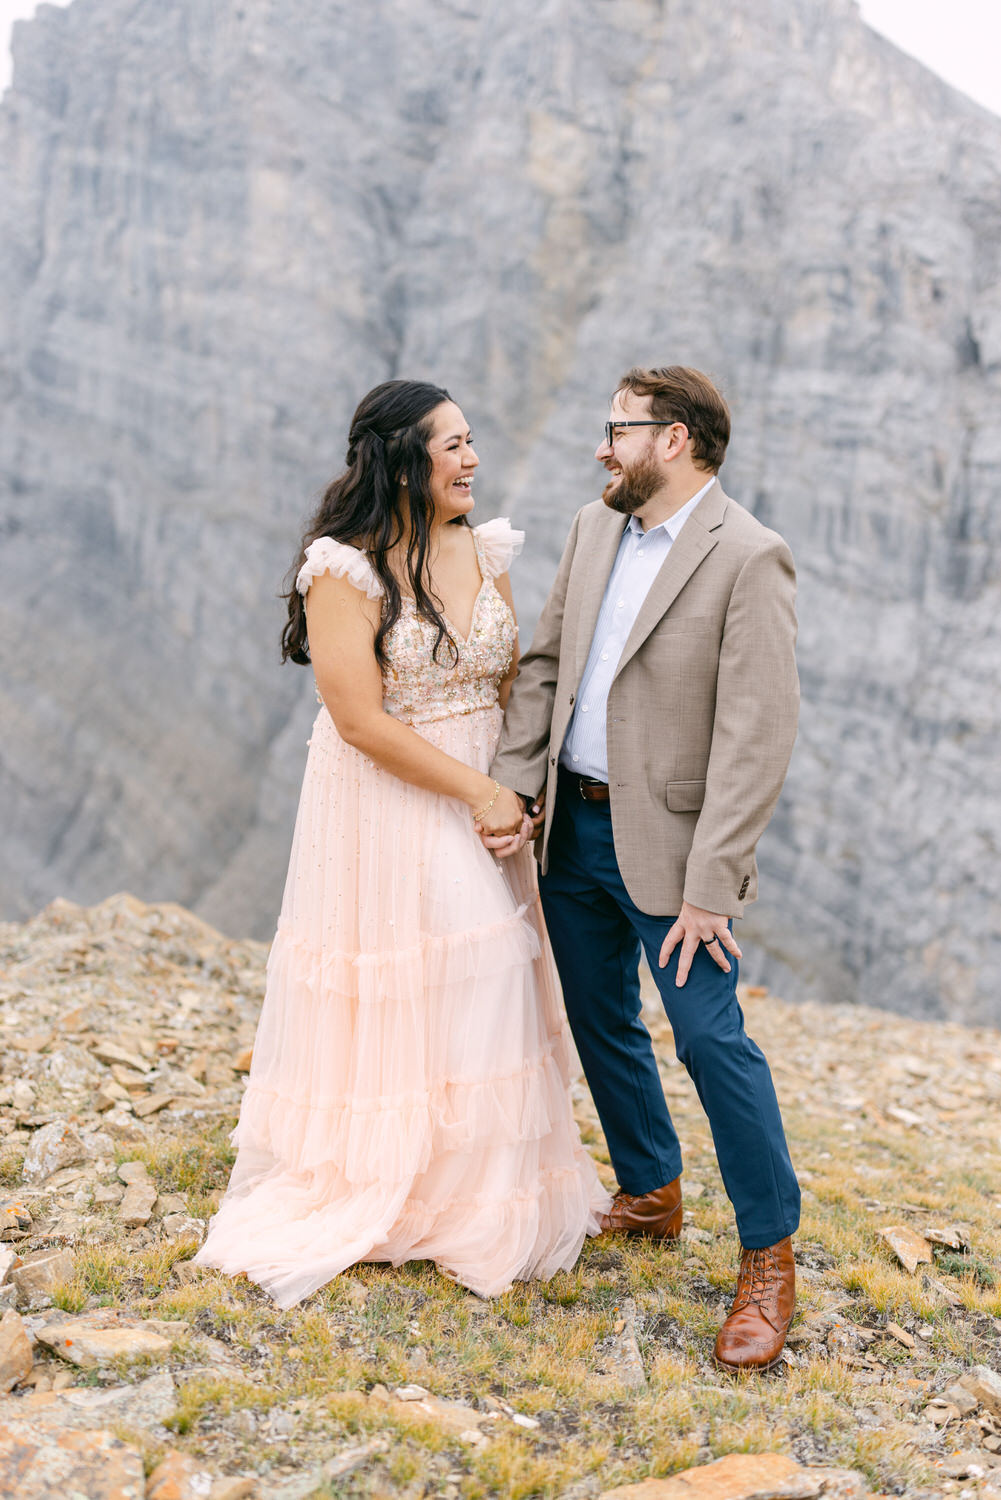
[595,389,663,516]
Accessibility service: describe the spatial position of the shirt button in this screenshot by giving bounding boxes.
[572,754,579,763]
[582,704,589,712]
[601,652,608,661]
[616,599,624,608]
[637,550,645,557]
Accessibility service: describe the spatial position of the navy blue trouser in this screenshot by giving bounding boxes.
[539,778,800,1249]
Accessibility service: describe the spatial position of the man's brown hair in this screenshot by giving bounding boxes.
[617,366,730,473]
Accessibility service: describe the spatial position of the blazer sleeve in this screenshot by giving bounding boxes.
[682,536,800,915]
[490,508,583,794]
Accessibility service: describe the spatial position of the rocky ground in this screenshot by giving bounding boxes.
[1,894,1000,1499]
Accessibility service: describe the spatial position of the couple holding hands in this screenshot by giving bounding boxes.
[195,364,801,1374]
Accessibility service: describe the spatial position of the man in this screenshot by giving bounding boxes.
[490,366,801,1372]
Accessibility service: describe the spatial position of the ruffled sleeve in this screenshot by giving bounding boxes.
[473,517,525,580]
[295,537,383,600]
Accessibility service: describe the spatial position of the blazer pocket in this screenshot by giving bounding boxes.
[652,615,715,636]
[666,779,706,812]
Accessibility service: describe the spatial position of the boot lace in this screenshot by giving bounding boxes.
[732,1244,779,1315]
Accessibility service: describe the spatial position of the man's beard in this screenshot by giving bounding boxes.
[602,448,661,514]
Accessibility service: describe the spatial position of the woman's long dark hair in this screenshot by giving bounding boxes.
[281,380,465,667]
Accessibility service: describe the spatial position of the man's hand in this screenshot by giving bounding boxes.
[524,788,546,839]
[659,900,742,988]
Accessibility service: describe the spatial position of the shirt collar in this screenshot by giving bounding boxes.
[626,476,717,541]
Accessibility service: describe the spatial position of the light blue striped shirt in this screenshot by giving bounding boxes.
[560,479,716,781]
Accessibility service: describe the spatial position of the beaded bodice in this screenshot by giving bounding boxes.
[381,571,517,725]
[296,519,523,729]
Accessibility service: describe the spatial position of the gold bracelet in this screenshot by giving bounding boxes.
[473,780,501,821]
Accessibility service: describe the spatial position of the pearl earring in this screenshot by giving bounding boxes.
[400,476,407,486]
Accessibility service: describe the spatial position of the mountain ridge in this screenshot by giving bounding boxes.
[2,0,1000,1020]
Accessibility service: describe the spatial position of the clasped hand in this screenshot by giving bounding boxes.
[472,783,526,847]
[475,787,545,859]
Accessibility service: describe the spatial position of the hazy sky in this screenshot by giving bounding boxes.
[1,0,999,115]
[1,0,67,92]
[858,0,1001,116]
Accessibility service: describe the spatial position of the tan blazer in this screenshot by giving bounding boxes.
[490,481,799,918]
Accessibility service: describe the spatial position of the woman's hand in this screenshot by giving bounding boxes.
[483,813,534,858]
[472,783,525,838]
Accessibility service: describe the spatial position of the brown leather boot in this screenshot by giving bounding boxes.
[714,1236,796,1372]
[598,1178,682,1239]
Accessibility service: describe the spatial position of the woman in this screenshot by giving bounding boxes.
[196,380,609,1307]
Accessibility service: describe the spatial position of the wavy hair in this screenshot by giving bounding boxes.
[281,379,464,667]
[617,365,730,473]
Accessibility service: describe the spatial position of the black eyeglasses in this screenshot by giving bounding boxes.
[603,420,685,447]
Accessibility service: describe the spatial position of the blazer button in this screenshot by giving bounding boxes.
[550,755,556,766]
[569,694,575,706]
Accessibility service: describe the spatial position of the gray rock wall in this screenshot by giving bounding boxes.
[2,0,999,1021]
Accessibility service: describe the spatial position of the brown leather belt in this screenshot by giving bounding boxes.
[567,774,610,803]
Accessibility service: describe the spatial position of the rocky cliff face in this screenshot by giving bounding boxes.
[2,0,999,1022]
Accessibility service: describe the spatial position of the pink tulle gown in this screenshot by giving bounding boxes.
[195,518,610,1307]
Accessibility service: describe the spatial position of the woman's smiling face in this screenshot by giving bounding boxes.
[425,401,479,521]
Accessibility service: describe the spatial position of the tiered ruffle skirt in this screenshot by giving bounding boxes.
[195,702,609,1307]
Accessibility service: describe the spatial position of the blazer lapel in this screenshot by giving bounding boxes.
[613,482,728,680]
[572,513,629,682]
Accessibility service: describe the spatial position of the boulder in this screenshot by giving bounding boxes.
[598,1452,872,1498]
[960,1366,1001,1422]
[9,1248,75,1309]
[0,1309,33,1394]
[877,1226,932,1275]
[0,1370,177,1431]
[147,1449,217,1499]
[21,1122,89,1184]
[0,1420,145,1499]
[118,1179,158,1228]
[37,1317,175,1369]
